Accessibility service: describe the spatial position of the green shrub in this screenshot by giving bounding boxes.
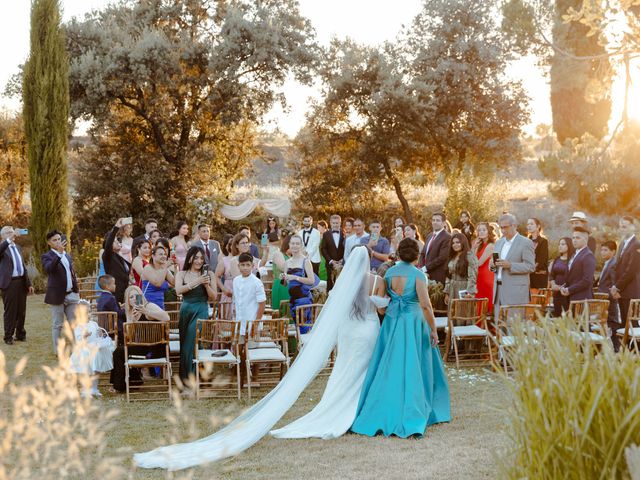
[444,165,503,224]
[24,257,47,294]
[71,237,102,278]
[499,315,640,479]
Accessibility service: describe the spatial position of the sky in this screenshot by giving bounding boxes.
[0,0,612,139]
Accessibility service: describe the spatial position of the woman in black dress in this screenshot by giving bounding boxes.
[526,218,549,294]
[549,237,575,317]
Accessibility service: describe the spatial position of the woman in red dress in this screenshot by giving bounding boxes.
[472,222,496,313]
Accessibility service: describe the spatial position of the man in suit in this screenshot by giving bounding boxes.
[321,214,345,291]
[133,218,158,243]
[103,218,133,303]
[192,224,221,272]
[419,212,451,285]
[569,211,597,253]
[560,227,596,302]
[491,213,536,318]
[297,215,322,275]
[611,216,640,337]
[42,230,80,354]
[0,226,33,345]
[596,241,619,349]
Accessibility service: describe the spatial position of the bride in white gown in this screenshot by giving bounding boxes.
[134,246,384,470]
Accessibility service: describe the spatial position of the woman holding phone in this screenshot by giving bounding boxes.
[141,244,175,310]
[472,222,496,312]
[175,247,216,386]
[118,218,134,263]
[444,232,478,306]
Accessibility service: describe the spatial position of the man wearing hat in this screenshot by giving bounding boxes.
[569,211,596,253]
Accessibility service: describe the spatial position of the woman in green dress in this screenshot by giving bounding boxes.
[317,221,328,281]
[270,234,291,315]
[175,246,217,387]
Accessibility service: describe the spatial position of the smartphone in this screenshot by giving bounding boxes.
[458,290,468,299]
[211,350,227,357]
[135,294,143,306]
[60,234,68,244]
[17,228,28,235]
[122,217,133,226]
[371,232,379,242]
[202,264,209,276]
[261,233,269,246]
[492,252,500,263]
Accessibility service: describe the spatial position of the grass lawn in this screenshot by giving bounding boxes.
[1,295,510,479]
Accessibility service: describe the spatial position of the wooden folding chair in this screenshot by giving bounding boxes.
[537,288,554,314]
[294,303,324,353]
[444,298,491,368]
[79,289,100,302]
[530,294,547,309]
[194,319,241,399]
[166,310,181,363]
[494,304,542,372]
[77,277,97,291]
[164,301,182,312]
[124,321,172,402]
[264,288,273,310]
[593,292,609,301]
[570,299,610,347]
[245,318,289,399]
[216,301,235,320]
[93,311,118,344]
[616,299,640,352]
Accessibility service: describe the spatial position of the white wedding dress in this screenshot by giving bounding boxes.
[134,247,379,470]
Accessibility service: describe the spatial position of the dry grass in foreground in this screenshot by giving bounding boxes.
[1,296,509,479]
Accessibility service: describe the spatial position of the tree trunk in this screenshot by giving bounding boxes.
[380,156,413,223]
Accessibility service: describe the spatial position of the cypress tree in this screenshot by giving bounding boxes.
[22,0,70,257]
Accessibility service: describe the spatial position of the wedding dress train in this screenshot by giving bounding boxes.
[134,247,375,470]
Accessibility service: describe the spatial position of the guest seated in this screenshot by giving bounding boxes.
[96,274,125,338]
[282,235,318,333]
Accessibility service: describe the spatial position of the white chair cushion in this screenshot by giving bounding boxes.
[169,332,179,340]
[288,325,297,337]
[169,340,180,353]
[571,331,606,343]
[170,328,179,334]
[435,317,448,329]
[195,349,238,364]
[248,341,277,349]
[208,307,214,318]
[452,325,488,338]
[616,327,640,337]
[127,357,168,366]
[247,347,286,362]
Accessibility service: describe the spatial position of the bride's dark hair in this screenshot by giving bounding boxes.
[351,245,372,321]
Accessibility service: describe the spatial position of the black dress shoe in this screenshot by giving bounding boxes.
[4,338,14,345]
[14,337,26,342]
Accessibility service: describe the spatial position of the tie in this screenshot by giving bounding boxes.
[303,230,310,247]
[204,243,210,260]
[425,232,438,254]
[10,245,23,277]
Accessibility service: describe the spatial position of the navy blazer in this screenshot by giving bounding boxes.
[41,249,78,305]
[0,240,31,290]
[419,230,451,284]
[613,235,640,299]
[566,247,596,301]
[596,257,616,293]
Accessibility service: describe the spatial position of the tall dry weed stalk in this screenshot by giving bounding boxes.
[499,316,640,479]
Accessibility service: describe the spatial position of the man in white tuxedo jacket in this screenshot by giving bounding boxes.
[298,214,321,275]
[490,214,536,318]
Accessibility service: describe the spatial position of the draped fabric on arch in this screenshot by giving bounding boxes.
[219,199,291,220]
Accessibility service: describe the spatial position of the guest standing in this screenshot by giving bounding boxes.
[215,234,236,313]
[0,227,33,345]
[568,211,597,253]
[118,221,134,263]
[419,212,452,287]
[610,216,640,333]
[344,218,367,262]
[549,237,575,316]
[131,238,152,288]
[472,222,496,311]
[134,218,158,243]
[297,215,322,275]
[454,210,476,245]
[192,224,221,272]
[404,224,424,253]
[233,252,267,338]
[103,218,133,303]
[239,225,261,260]
[170,221,191,270]
[141,244,175,310]
[270,235,291,314]
[596,241,619,349]
[343,217,355,238]
[526,218,549,294]
[316,221,329,281]
[41,230,80,354]
[96,274,126,339]
[560,227,596,302]
[321,215,345,291]
[444,233,478,306]
[175,247,216,385]
[360,220,390,272]
[263,216,280,238]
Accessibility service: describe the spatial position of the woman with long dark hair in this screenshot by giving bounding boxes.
[264,216,280,237]
[472,222,496,312]
[444,232,478,306]
[131,238,152,288]
[175,246,216,386]
[170,221,191,270]
[455,210,476,244]
[527,217,549,294]
[141,244,175,310]
[550,237,575,316]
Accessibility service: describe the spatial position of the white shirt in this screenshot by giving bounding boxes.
[232,274,266,335]
[568,246,587,271]
[331,231,340,248]
[344,232,368,261]
[8,242,24,277]
[52,249,73,292]
[297,228,321,263]
[497,233,518,281]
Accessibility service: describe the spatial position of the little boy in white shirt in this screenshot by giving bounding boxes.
[233,252,266,337]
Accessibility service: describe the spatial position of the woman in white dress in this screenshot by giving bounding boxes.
[134,246,384,470]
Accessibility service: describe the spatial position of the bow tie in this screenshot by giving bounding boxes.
[332,230,340,234]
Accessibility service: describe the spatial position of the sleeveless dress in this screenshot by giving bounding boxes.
[174,241,188,271]
[271,255,290,314]
[351,261,451,437]
[271,277,380,439]
[475,243,494,311]
[288,266,314,333]
[179,284,209,381]
[132,259,149,288]
[550,257,570,316]
[142,278,169,310]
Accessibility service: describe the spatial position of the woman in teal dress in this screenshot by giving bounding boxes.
[351,237,451,437]
[175,246,217,385]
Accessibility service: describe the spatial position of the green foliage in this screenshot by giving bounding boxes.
[23,256,47,294]
[71,237,102,278]
[67,0,318,239]
[0,110,29,224]
[22,0,71,258]
[444,164,502,225]
[539,123,640,215]
[500,315,640,478]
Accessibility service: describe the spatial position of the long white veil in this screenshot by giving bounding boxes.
[134,247,371,470]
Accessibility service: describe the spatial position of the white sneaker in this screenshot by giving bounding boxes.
[90,388,103,397]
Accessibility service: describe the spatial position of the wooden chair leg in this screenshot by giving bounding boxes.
[453,337,460,369]
[167,363,172,401]
[444,331,451,362]
[246,359,252,400]
[236,362,241,399]
[195,362,200,400]
[125,365,130,403]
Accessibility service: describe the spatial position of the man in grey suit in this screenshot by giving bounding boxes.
[490,214,536,318]
[192,224,221,272]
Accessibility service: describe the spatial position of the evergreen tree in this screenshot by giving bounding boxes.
[23,0,70,257]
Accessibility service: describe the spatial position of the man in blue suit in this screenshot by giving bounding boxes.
[596,241,619,349]
[611,216,640,340]
[560,227,596,302]
[41,230,79,354]
[0,226,33,345]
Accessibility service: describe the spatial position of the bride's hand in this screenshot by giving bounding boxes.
[430,330,438,348]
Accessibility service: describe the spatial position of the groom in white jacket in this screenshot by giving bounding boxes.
[297,215,321,275]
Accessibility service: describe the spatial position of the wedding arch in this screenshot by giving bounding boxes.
[219,198,291,220]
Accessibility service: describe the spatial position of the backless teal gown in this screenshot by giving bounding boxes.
[179,284,209,382]
[351,261,451,437]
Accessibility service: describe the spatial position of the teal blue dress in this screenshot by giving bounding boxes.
[179,285,209,382]
[351,261,451,437]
